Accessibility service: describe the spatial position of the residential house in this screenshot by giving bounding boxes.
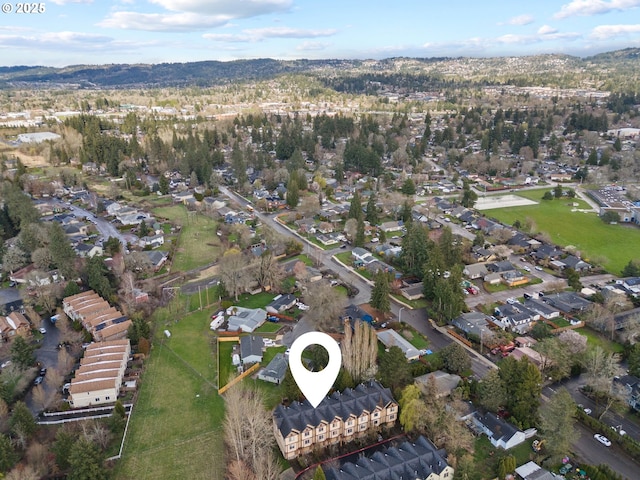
[376,329,420,361]
[0,311,31,341]
[258,353,288,384]
[240,335,263,364]
[510,346,548,368]
[172,190,195,204]
[621,277,640,296]
[523,298,560,320]
[273,381,398,460]
[351,247,375,265]
[379,221,403,233]
[415,371,461,398]
[139,234,165,249]
[463,263,489,280]
[316,233,339,246]
[532,244,563,263]
[400,282,424,301]
[471,412,526,449]
[226,307,267,333]
[614,375,640,411]
[494,302,540,334]
[451,312,495,338]
[560,255,591,272]
[0,288,22,315]
[323,435,454,480]
[75,243,103,258]
[68,339,131,409]
[142,250,169,271]
[542,292,592,314]
[266,294,297,314]
[487,260,516,273]
[515,462,556,480]
[471,247,496,263]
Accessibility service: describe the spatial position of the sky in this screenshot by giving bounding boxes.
[1,0,640,67]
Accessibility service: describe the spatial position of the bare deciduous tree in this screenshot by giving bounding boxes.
[219,249,252,301]
[223,383,279,479]
[342,319,378,383]
[5,465,39,480]
[26,442,51,478]
[305,283,346,331]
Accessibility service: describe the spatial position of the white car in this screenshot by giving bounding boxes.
[296,302,309,311]
[38,327,47,334]
[594,434,611,447]
[523,266,531,272]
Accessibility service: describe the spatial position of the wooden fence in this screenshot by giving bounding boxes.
[218,363,260,395]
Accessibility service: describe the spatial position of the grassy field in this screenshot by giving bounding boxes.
[234,291,275,309]
[114,308,225,480]
[484,190,640,274]
[153,205,222,271]
[575,326,624,354]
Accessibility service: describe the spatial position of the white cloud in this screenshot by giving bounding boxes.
[505,14,535,26]
[98,11,231,31]
[148,0,292,17]
[296,41,331,51]
[538,25,558,35]
[203,26,337,43]
[590,23,640,38]
[554,0,640,19]
[244,27,337,39]
[0,31,128,51]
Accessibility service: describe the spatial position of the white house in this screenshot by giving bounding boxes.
[472,412,526,449]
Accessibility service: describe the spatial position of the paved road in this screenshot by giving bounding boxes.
[220,187,495,377]
[571,421,638,480]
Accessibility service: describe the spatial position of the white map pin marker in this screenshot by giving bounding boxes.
[289,331,342,408]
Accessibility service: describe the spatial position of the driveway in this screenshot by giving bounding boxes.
[25,318,63,414]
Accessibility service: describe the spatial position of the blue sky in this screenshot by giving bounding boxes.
[1,0,640,66]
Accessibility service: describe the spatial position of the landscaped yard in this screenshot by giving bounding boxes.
[153,205,222,271]
[234,291,275,309]
[402,329,429,350]
[114,308,224,480]
[255,321,283,333]
[574,326,624,354]
[484,189,640,274]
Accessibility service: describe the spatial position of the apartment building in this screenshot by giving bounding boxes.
[273,381,397,460]
[62,290,131,342]
[69,339,131,408]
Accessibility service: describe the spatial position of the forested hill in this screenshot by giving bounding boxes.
[0,59,361,89]
[1,48,639,90]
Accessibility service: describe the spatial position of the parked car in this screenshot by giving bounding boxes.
[267,315,279,323]
[39,367,47,377]
[583,408,592,415]
[0,360,11,369]
[38,327,47,334]
[535,266,544,271]
[594,434,611,446]
[33,376,44,386]
[523,266,531,272]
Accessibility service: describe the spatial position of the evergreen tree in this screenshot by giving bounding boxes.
[370,271,391,314]
[85,255,113,300]
[49,222,77,280]
[0,434,16,473]
[10,336,35,370]
[621,260,640,277]
[67,439,107,480]
[365,194,378,225]
[52,427,75,471]
[286,175,299,208]
[354,217,365,247]
[401,178,416,195]
[348,191,362,220]
[158,174,169,194]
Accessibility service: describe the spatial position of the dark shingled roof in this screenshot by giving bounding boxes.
[273,381,395,437]
[324,435,450,480]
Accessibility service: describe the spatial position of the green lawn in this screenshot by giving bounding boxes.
[403,329,429,350]
[484,190,640,274]
[283,254,314,266]
[114,309,225,480]
[574,326,624,354]
[153,205,222,271]
[255,321,283,333]
[334,251,353,265]
[234,291,275,309]
[390,293,428,309]
[218,341,235,388]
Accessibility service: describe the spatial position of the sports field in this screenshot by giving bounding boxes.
[484,189,640,275]
[114,308,225,480]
